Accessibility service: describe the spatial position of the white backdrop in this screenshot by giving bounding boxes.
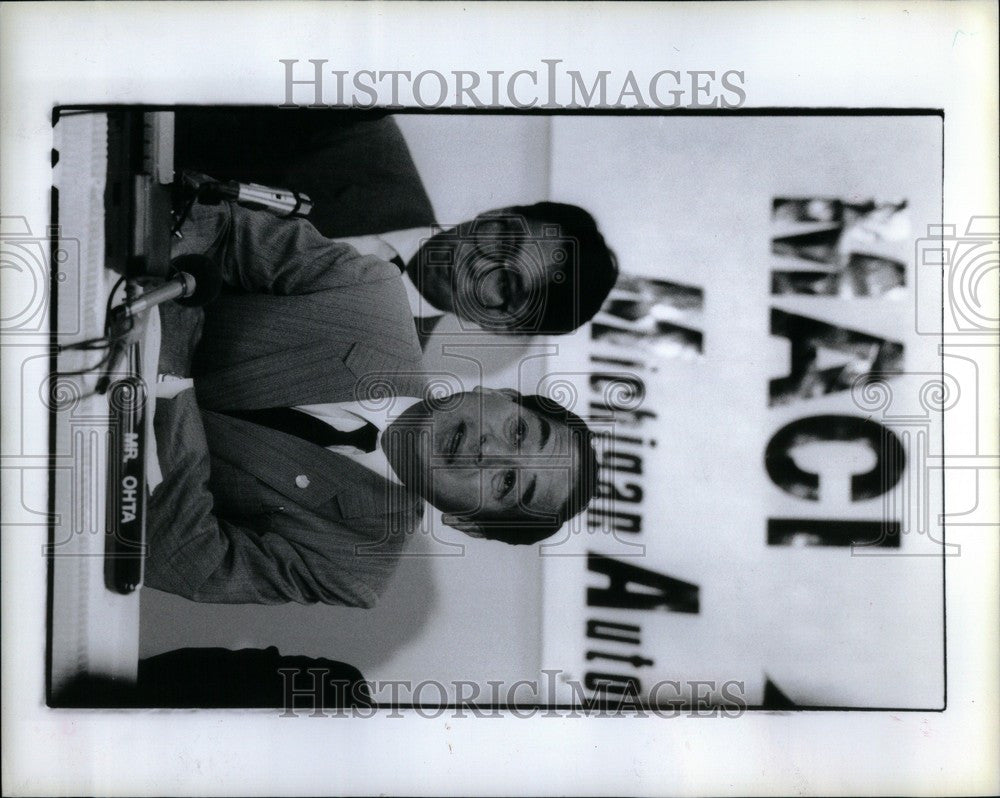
[541,115,945,708]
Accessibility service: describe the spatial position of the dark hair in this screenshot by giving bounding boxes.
[503,202,618,335]
[475,393,599,546]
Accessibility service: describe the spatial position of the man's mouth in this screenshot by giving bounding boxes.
[446,420,466,464]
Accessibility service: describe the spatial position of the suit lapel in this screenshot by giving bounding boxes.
[196,339,428,411]
[202,409,416,520]
[196,339,356,410]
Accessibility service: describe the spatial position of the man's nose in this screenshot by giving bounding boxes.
[477,433,510,463]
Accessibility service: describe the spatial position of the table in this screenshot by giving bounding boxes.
[48,110,173,700]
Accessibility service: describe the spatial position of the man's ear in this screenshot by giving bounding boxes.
[442,514,487,538]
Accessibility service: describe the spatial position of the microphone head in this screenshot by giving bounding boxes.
[170,254,222,307]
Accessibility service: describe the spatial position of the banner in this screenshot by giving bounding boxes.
[539,115,946,709]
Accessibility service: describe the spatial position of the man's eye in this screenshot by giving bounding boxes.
[501,470,516,497]
[515,418,527,446]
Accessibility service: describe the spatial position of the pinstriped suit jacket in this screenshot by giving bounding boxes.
[145,201,428,606]
[175,111,445,349]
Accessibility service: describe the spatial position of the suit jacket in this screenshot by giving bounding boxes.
[145,200,428,606]
[174,109,436,239]
[175,110,449,351]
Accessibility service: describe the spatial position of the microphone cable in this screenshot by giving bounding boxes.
[54,274,135,380]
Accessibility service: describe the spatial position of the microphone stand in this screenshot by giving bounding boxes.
[95,280,142,395]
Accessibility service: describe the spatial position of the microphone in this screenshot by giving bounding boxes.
[111,254,221,322]
[95,254,221,395]
[199,179,313,217]
[119,271,194,318]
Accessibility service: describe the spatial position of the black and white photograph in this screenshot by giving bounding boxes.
[44,108,945,713]
[2,2,998,796]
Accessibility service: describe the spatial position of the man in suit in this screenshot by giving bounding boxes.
[147,199,599,607]
[174,109,619,340]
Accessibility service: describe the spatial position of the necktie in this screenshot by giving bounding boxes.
[224,407,379,453]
